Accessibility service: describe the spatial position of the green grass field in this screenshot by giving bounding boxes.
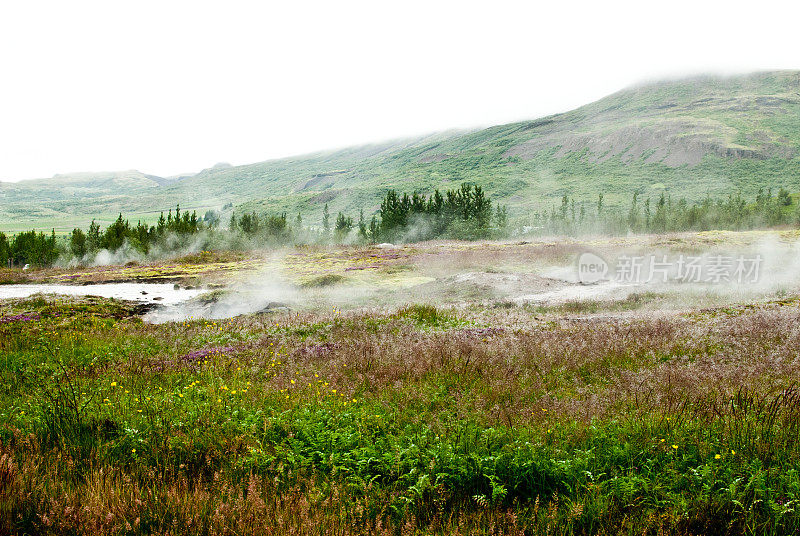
[3,296,800,535]
[3,235,800,534]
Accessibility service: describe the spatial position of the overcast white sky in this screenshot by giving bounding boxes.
[1,0,798,182]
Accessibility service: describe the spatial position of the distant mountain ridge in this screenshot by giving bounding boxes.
[3,70,800,231]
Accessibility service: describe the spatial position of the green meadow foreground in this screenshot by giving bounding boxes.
[3,233,800,535]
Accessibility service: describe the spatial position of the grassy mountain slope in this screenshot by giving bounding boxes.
[2,71,800,232]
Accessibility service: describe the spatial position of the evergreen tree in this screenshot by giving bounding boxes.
[628,193,640,231]
[358,209,368,241]
[70,228,87,258]
[379,190,408,239]
[334,212,353,242]
[261,213,288,240]
[203,210,220,227]
[87,220,101,252]
[369,215,380,243]
[0,232,9,267]
[653,193,667,232]
[239,212,258,235]
[322,204,330,234]
[103,214,129,251]
[494,205,508,233]
[795,198,800,225]
[778,187,792,206]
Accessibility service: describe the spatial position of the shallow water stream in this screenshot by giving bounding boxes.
[0,283,205,306]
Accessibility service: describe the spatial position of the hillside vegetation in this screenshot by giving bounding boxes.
[2,71,800,231]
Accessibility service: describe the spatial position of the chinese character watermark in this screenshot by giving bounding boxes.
[576,252,762,285]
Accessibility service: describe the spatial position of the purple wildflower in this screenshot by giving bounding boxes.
[0,313,41,324]
[181,346,235,364]
[152,345,235,371]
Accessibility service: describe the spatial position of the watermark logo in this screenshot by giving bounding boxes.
[577,251,609,284]
[576,251,763,285]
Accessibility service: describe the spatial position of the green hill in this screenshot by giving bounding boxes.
[3,70,800,232]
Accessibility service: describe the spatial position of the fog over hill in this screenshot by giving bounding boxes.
[3,71,800,231]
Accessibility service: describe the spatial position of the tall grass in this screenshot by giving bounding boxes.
[2,296,800,534]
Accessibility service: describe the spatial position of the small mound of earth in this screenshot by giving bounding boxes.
[415,271,566,303]
[257,301,290,313]
[516,280,641,305]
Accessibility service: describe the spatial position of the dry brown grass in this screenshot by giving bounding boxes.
[4,294,800,534]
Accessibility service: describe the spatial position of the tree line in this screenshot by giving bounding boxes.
[373,183,507,242]
[1,185,505,268]
[313,183,508,243]
[67,205,203,259]
[1,205,204,268]
[0,229,58,267]
[521,187,799,236]
[4,185,800,269]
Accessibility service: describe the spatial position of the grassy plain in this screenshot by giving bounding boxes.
[2,233,800,534]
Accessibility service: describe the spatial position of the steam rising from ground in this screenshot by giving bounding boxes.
[145,277,298,323]
[525,235,800,308]
[135,233,800,322]
[144,250,297,323]
[61,230,279,268]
